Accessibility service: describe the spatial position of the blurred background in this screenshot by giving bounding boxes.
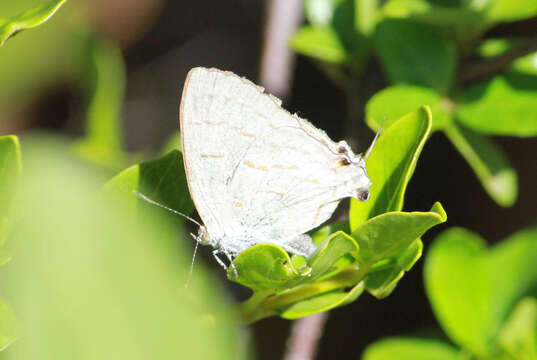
[1,0,537,359]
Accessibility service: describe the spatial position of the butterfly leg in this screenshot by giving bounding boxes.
[212,249,228,270]
[222,249,239,278]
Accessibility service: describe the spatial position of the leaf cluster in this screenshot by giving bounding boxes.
[292,0,537,207]
[363,224,537,360]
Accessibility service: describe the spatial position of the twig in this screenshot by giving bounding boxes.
[259,0,304,98]
[283,312,329,360]
[456,37,537,86]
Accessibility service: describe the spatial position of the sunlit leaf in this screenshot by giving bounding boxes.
[455,72,537,137]
[362,337,460,360]
[0,0,67,47]
[366,85,451,131]
[425,226,537,355]
[350,106,432,229]
[373,18,455,90]
[443,121,517,207]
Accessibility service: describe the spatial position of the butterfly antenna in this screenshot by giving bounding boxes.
[185,234,200,288]
[364,122,383,161]
[132,190,202,227]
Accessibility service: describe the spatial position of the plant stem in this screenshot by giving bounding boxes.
[237,265,369,324]
[259,0,304,98]
[282,312,329,360]
[456,37,537,86]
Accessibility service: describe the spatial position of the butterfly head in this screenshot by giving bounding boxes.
[335,141,372,202]
[196,226,216,247]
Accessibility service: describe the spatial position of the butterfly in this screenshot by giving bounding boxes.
[179,67,379,274]
[136,67,377,277]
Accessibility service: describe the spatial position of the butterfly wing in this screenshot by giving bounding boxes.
[180,67,370,254]
[180,67,292,240]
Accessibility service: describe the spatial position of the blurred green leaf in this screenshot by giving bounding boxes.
[290,26,347,63]
[424,227,494,355]
[373,18,456,90]
[0,135,21,221]
[350,106,432,229]
[304,0,346,27]
[498,298,537,360]
[354,0,379,35]
[161,132,181,155]
[103,150,193,225]
[425,226,537,356]
[352,202,446,266]
[443,121,517,207]
[485,0,537,22]
[0,298,17,351]
[366,85,451,131]
[512,51,537,76]
[478,38,527,58]
[362,337,460,360]
[0,0,83,115]
[0,0,67,47]
[72,36,126,169]
[7,136,240,360]
[455,72,537,137]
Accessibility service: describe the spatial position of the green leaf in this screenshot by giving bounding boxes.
[352,203,446,266]
[350,106,432,229]
[0,0,67,47]
[485,0,537,22]
[498,298,537,359]
[307,231,358,281]
[455,72,537,137]
[102,150,193,225]
[290,26,347,63]
[362,337,460,360]
[0,135,21,221]
[425,226,537,355]
[8,135,240,360]
[354,0,379,35]
[365,238,422,298]
[297,0,373,66]
[279,281,365,319]
[304,0,346,27]
[366,85,452,132]
[381,0,488,30]
[72,36,126,169]
[373,18,456,90]
[443,121,517,207]
[353,203,445,297]
[228,244,299,292]
[0,298,16,351]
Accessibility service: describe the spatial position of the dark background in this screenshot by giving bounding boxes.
[5,1,537,358]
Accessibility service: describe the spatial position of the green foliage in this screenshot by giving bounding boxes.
[363,225,537,359]
[0,135,20,350]
[292,0,537,207]
[4,136,241,360]
[0,136,21,222]
[363,337,460,360]
[350,106,431,228]
[222,107,444,322]
[99,106,445,324]
[0,0,67,47]
[73,36,127,169]
[374,19,455,91]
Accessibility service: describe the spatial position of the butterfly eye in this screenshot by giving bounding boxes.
[337,145,347,154]
[338,157,351,166]
[357,189,370,202]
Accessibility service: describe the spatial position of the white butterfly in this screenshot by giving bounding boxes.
[174,67,376,274]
